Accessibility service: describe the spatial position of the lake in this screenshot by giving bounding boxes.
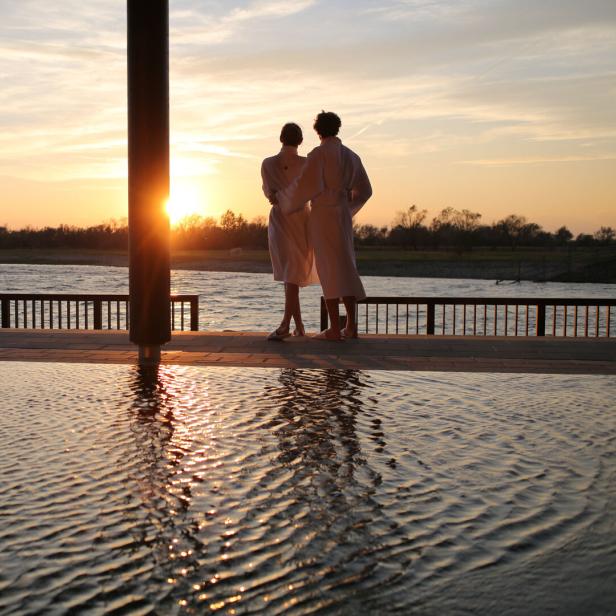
[1,264,614,332]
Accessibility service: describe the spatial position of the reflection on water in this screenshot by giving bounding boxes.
[1,363,615,614]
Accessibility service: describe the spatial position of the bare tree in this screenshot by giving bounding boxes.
[497,214,527,250]
[594,226,615,244]
[393,205,427,230]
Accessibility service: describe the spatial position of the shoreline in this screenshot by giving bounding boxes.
[1,248,615,283]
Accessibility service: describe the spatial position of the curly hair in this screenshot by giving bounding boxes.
[313,111,341,138]
[279,123,303,147]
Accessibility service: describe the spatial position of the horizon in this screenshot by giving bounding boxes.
[1,206,614,238]
[1,1,615,235]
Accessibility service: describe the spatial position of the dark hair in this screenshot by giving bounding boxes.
[313,111,341,137]
[280,123,303,147]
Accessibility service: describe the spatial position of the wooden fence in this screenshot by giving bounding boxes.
[0,294,199,331]
[320,297,615,337]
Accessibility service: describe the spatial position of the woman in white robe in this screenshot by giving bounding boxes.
[261,123,318,340]
[278,112,372,341]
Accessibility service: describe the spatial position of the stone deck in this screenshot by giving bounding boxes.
[0,329,614,373]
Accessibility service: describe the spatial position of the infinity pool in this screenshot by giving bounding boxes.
[1,363,614,614]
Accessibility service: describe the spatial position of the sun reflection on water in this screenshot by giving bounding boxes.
[2,362,614,614]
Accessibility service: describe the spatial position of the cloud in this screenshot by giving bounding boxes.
[226,0,316,22]
[1,0,615,224]
[170,0,317,46]
[459,154,616,166]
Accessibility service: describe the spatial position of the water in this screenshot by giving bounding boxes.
[0,363,615,615]
[1,266,615,613]
[1,264,614,332]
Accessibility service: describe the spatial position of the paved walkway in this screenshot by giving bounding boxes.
[0,329,614,373]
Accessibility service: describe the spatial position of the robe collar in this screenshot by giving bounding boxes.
[320,136,342,148]
[279,145,298,157]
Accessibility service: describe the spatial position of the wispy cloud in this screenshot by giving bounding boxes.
[459,154,616,167]
[0,0,614,230]
[226,0,316,22]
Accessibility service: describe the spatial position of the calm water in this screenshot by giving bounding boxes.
[0,363,615,615]
[1,264,615,332]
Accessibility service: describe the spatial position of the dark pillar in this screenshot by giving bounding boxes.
[127,0,170,359]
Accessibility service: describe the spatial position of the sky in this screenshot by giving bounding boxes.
[0,0,615,234]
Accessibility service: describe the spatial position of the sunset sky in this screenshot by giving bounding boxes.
[0,0,615,234]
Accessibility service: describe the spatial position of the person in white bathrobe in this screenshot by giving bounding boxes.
[276,112,372,341]
[261,123,318,340]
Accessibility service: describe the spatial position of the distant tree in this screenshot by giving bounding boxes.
[355,224,388,246]
[390,205,429,249]
[251,215,267,227]
[496,214,527,250]
[520,222,542,245]
[393,205,427,230]
[429,207,481,251]
[220,210,246,232]
[555,226,573,245]
[455,209,482,233]
[594,226,615,244]
[575,233,595,247]
[430,206,455,231]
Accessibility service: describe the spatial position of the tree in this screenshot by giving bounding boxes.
[455,209,482,233]
[497,214,527,250]
[390,205,428,249]
[354,224,388,246]
[594,226,615,244]
[251,215,267,227]
[220,210,247,232]
[393,205,427,230]
[428,207,482,251]
[555,226,573,245]
[575,233,594,247]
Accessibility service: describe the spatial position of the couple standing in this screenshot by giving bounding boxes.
[261,111,372,341]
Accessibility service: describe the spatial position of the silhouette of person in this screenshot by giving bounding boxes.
[261,123,318,340]
[276,112,372,341]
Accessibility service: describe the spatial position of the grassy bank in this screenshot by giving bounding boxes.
[1,247,615,282]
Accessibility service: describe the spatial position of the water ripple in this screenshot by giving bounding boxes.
[0,363,615,614]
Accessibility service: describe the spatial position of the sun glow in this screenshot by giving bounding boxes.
[165,182,206,225]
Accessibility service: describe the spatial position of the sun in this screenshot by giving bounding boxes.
[165,182,206,225]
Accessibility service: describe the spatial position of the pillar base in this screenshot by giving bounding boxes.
[138,345,161,365]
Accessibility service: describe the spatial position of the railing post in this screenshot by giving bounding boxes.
[427,302,435,335]
[536,303,546,336]
[320,297,328,331]
[190,296,199,331]
[1,299,10,328]
[93,299,103,330]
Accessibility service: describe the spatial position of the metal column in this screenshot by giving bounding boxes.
[127,0,170,361]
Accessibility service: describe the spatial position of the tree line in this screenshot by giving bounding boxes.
[0,206,614,252]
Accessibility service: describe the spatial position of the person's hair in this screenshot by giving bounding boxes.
[280,123,303,147]
[313,111,341,137]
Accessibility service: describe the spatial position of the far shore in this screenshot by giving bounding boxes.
[1,247,615,283]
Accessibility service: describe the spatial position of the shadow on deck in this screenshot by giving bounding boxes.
[0,329,614,374]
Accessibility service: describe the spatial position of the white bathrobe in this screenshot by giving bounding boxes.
[278,137,372,300]
[261,146,318,287]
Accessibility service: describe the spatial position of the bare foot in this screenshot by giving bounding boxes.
[341,325,358,339]
[312,329,344,341]
[267,325,291,341]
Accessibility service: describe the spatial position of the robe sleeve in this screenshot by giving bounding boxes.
[277,150,324,214]
[348,155,372,217]
[261,160,273,200]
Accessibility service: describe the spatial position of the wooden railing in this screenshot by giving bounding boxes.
[320,297,615,337]
[0,294,199,331]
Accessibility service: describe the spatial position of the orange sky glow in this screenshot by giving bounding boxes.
[0,1,615,235]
